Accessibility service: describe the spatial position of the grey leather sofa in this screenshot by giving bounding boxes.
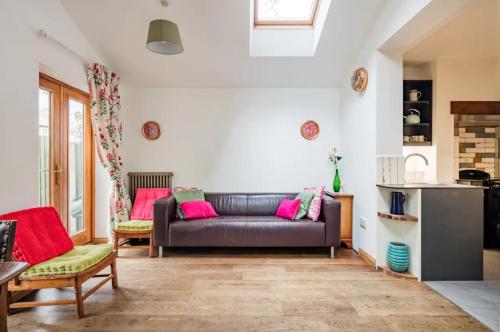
[153,193,341,258]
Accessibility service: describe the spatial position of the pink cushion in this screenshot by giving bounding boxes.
[304,186,325,221]
[130,188,172,220]
[179,201,218,220]
[275,199,302,220]
[0,207,74,266]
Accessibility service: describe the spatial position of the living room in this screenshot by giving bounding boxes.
[0,0,498,331]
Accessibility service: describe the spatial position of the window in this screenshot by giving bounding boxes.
[254,0,320,26]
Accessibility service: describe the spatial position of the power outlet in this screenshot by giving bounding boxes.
[360,217,367,229]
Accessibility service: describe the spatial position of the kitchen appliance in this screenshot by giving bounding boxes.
[390,191,406,215]
[457,169,500,249]
[404,109,421,124]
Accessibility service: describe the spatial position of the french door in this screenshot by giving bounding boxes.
[38,73,94,245]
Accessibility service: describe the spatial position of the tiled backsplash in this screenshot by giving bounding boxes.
[457,127,497,176]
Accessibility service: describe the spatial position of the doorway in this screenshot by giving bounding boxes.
[38,73,94,245]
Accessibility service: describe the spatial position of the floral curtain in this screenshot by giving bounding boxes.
[87,63,131,227]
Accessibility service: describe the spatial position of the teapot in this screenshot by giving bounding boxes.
[404,109,421,124]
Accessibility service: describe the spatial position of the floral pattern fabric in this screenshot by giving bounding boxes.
[87,63,131,227]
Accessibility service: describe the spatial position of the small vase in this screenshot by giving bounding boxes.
[387,242,409,272]
[333,168,341,193]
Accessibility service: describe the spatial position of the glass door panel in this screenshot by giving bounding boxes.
[68,99,85,235]
[38,89,51,206]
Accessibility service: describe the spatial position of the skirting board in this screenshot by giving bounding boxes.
[93,237,110,244]
[357,248,376,267]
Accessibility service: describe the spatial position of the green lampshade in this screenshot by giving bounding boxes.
[146,19,183,55]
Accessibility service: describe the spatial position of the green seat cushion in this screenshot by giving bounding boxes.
[295,192,315,220]
[173,189,205,219]
[22,244,113,277]
[115,220,153,231]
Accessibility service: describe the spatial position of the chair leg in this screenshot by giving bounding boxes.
[111,257,118,289]
[74,277,84,318]
[113,232,119,257]
[149,232,154,258]
[330,246,335,259]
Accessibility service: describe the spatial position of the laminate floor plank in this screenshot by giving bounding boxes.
[8,248,489,331]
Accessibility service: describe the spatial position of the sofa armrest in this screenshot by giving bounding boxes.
[153,195,177,247]
[320,196,341,247]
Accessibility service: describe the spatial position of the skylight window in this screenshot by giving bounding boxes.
[254,0,320,26]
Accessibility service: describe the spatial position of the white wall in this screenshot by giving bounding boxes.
[340,0,432,256]
[0,0,109,237]
[434,57,500,182]
[340,0,470,257]
[120,88,340,192]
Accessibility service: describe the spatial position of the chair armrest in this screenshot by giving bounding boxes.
[320,196,341,247]
[153,195,177,247]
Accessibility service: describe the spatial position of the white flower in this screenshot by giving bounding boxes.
[328,147,342,167]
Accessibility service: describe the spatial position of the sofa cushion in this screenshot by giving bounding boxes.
[172,215,247,223]
[173,188,205,219]
[116,220,153,231]
[168,216,325,247]
[247,194,296,215]
[130,188,171,220]
[304,186,325,221]
[245,219,325,247]
[205,193,248,215]
[276,199,301,220]
[295,192,315,220]
[0,207,74,266]
[179,201,218,220]
[22,244,113,277]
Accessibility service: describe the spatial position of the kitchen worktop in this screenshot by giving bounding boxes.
[377,183,484,281]
[377,183,484,189]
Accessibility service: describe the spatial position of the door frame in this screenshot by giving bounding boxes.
[39,73,95,245]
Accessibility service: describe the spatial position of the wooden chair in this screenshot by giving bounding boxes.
[113,172,173,258]
[0,207,118,318]
[8,252,117,318]
[113,227,154,257]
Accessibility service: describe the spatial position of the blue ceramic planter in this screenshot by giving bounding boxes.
[387,242,409,272]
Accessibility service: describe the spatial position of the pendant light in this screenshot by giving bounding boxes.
[146,19,183,55]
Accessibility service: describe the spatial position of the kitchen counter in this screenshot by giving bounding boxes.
[377,183,484,189]
[377,185,483,281]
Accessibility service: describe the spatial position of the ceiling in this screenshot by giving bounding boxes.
[404,0,500,63]
[60,0,383,88]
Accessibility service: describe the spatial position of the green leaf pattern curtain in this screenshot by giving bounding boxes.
[87,63,131,227]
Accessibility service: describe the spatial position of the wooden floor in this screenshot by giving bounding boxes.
[485,249,500,280]
[8,248,489,331]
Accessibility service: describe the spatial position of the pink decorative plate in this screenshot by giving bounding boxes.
[301,120,320,140]
[142,121,161,140]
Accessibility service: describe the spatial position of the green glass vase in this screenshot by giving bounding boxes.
[333,168,341,192]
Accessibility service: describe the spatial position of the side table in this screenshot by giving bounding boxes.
[325,192,353,248]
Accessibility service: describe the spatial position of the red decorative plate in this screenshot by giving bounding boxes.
[301,120,320,140]
[142,121,161,140]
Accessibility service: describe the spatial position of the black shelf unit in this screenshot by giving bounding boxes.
[403,80,432,145]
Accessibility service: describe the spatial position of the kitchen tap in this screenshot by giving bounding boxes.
[405,153,429,166]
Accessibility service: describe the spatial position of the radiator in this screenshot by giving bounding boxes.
[127,172,173,202]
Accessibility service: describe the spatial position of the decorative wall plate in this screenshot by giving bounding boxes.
[351,67,368,93]
[142,121,161,140]
[301,120,320,140]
